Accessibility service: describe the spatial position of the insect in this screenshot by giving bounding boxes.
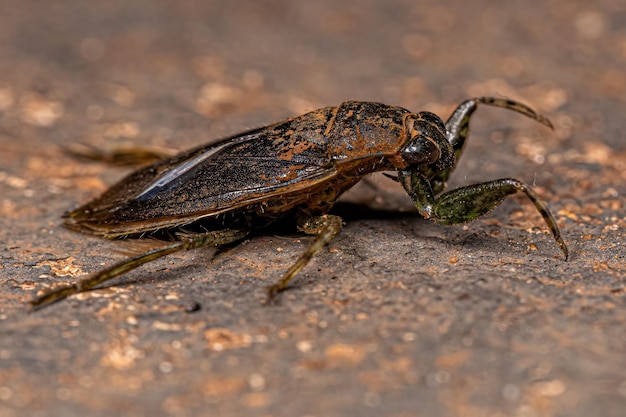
[30,97,568,309]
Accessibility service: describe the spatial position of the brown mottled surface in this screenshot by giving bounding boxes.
[1,1,624,416]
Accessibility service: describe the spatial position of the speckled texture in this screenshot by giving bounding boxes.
[0,1,624,416]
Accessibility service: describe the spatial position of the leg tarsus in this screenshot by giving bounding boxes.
[266,214,343,302]
[474,97,553,129]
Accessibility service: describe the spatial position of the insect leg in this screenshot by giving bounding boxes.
[433,97,554,190]
[30,229,249,310]
[398,170,568,259]
[445,96,553,158]
[65,143,177,166]
[266,214,343,301]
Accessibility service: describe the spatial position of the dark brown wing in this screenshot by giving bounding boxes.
[65,108,339,236]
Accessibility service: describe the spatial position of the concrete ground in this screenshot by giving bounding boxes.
[0,1,624,416]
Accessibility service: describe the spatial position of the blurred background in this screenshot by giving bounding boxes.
[1,1,625,416]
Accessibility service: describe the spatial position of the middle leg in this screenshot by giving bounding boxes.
[266,214,343,300]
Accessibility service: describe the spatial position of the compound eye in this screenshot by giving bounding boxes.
[402,134,441,166]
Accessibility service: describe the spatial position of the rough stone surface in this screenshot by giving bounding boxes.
[0,1,624,416]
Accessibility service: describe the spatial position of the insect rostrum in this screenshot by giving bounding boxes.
[31,97,568,309]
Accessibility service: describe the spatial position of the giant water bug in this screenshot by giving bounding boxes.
[31,97,568,309]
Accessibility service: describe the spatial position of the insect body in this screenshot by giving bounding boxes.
[31,97,568,309]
